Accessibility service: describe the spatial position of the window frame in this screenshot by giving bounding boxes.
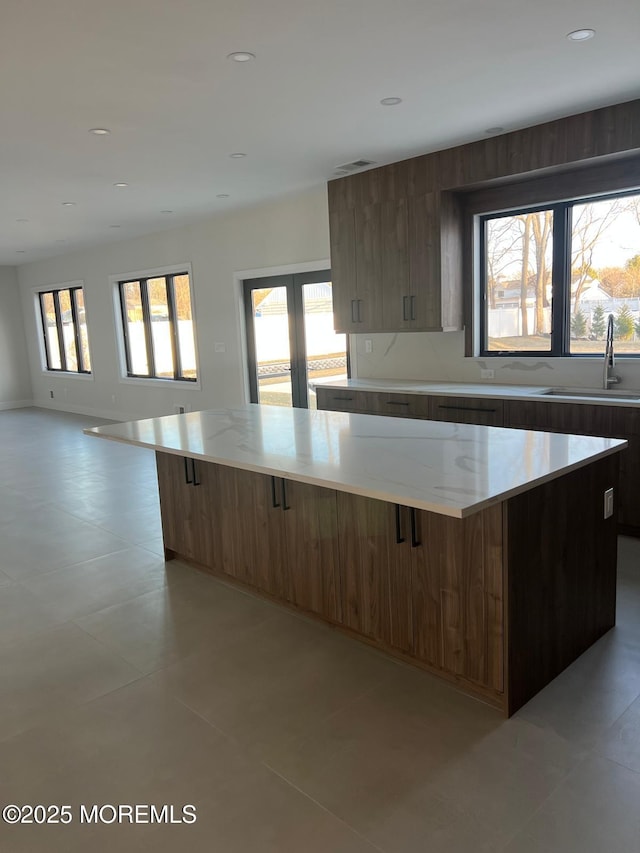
[36,283,92,374]
[477,186,640,358]
[114,266,198,384]
[456,153,640,360]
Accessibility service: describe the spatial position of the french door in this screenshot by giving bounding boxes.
[243,270,348,409]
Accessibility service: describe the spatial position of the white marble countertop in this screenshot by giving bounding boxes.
[313,378,640,407]
[85,405,626,519]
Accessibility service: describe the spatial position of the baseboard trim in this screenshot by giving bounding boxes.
[0,399,34,411]
[32,399,135,422]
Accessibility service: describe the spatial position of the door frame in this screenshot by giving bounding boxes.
[242,268,349,408]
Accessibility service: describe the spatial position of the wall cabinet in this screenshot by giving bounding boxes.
[328,180,463,333]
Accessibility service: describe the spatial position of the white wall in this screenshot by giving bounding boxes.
[0,267,33,409]
[17,188,330,420]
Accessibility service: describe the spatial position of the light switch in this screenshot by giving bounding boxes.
[480,368,495,380]
[214,342,226,353]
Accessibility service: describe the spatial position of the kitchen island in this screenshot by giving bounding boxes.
[86,405,626,715]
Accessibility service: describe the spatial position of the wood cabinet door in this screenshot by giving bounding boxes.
[354,202,385,331]
[336,492,413,652]
[381,198,412,331]
[215,466,290,599]
[411,505,504,691]
[329,207,359,333]
[408,192,442,330]
[156,451,198,559]
[428,396,505,426]
[281,480,341,622]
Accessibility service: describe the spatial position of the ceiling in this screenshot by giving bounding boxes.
[1,0,639,265]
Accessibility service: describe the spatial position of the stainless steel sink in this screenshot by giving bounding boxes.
[540,388,640,401]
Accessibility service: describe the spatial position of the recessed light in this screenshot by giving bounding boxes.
[16,218,29,222]
[16,250,26,253]
[113,182,129,188]
[567,28,595,41]
[380,97,402,106]
[216,194,230,198]
[89,127,111,135]
[227,51,255,62]
[229,152,246,158]
[55,239,66,243]
[109,224,121,228]
[485,126,504,134]
[62,202,76,206]
[160,210,173,214]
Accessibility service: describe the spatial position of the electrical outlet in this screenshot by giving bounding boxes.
[480,368,495,380]
[604,487,614,519]
[214,342,226,353]
[175,404,190,414]
[111,395,117,404]
[365,339,372,354]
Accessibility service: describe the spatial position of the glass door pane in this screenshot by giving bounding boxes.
[251,286,293,407]
[302,281,347,409]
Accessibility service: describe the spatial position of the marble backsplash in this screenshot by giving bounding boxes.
[351,330,640,391]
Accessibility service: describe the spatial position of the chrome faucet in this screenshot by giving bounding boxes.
[603,314,621,390]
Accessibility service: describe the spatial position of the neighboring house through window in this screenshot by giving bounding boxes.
[38,284,91,373]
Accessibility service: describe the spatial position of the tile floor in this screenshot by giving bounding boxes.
[1,407,640,852]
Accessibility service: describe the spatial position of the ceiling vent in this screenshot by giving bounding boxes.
[335,159,376,173]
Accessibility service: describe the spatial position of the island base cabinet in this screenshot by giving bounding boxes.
[156,451,618,716]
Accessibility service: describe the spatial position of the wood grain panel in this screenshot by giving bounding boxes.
[381,198,411,330]
[429,396,504,426]
[505,454,618,714]
[354,202,384,330]
[329,207,358,332]
[336,492,412,652]
[282,480,341,622]
[408,192,441,329]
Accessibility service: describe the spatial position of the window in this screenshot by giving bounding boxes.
[479,189,640,356]
[117,271,197,381]
[38,285,91,373]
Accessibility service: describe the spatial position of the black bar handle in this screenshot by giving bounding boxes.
[387,401,410,407]
[333,396,353,402]
[410,295,416,321]
[438,405,497,414]
[270,476,280,508]
[281,478,290,511]
[192,459,200,487]
[410,508,421,548]
[351,299,358,324]
[402,295,409,322]
[184,457,193,485]
[358,299,363,323]
[395,504,405,544]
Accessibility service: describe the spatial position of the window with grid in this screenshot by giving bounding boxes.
[38,285,91,373]
[479,189,640,356]
[117,272,197,381]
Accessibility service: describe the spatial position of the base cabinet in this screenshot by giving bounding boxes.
[156,451,617,715]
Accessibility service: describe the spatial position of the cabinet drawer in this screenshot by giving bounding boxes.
[316,387,369,413]
[429,396,504,426]
[365,392,430,419]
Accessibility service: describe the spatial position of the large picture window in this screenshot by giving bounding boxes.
[480,189,640,356]
[38,285,91,373]
[117,271,197,381]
